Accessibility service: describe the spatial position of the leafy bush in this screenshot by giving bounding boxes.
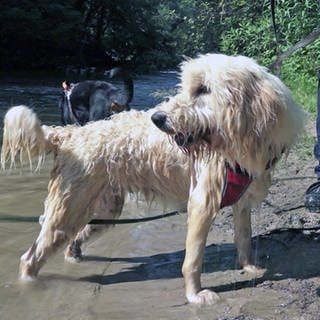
[281,40,319,113]
[220,0,319,114]
[220,16,276,66]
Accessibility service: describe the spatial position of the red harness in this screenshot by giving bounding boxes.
[220,162,252,209]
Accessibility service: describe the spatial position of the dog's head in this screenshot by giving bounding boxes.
[151,93,217,156]
[152,54,305,172]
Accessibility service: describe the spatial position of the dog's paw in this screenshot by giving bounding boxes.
[64,254,82,264]
[19,272,36,282]
[64,247,82,263]
[19,263,37,282]
[187,289,220,305]
[64,249,82,264]
[64,241,83,263]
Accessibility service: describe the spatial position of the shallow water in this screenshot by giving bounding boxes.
[0,71,179,124]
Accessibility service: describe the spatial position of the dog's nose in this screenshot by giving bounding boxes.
[151,111,167,129]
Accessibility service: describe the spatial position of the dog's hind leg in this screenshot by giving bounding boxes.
[232,202,259,273]
[20,201,100,280]
[232,173,271,273]
[64,189,125,262]
[19,167,107,280]
[19,217,70,280]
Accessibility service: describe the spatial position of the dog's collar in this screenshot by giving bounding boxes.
[220,150,284,208]
[220,162,252,209]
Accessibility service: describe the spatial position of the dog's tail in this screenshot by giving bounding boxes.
[1,105,52,171]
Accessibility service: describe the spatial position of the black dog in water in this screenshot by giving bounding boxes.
[59,68,133,125]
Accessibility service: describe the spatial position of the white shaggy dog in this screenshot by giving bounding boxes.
[151,53,305,305]
[1,106,192,274]
[1,53,305,306]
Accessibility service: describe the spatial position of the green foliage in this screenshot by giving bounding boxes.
[278,38,319,114]
[0,0,318,93]
[220,0,319,63]
[165,0,221,57]
[219,0,319,114]
[0,0,84,69]
[275,0,319,46]
[220,16,277,66]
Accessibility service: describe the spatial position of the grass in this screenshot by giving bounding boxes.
[293,132,315,162]
[288,79,318,116]
[289,79,317,162]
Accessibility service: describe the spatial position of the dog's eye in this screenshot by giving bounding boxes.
[195,85,210,96]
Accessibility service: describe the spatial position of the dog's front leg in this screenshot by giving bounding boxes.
[182,162,222,305]
[183,207,220,305]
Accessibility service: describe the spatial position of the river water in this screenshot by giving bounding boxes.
[0,71,179,125]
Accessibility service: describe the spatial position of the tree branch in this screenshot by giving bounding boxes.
[270,29,320,75]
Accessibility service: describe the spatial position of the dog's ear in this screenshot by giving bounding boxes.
[194,84,211,96]
[179,57,211,98]
[180,72,210,98]
[62,81,71,90]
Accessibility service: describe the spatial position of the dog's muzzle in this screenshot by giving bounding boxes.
[151,111,175,134]
[152,111,195,148]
